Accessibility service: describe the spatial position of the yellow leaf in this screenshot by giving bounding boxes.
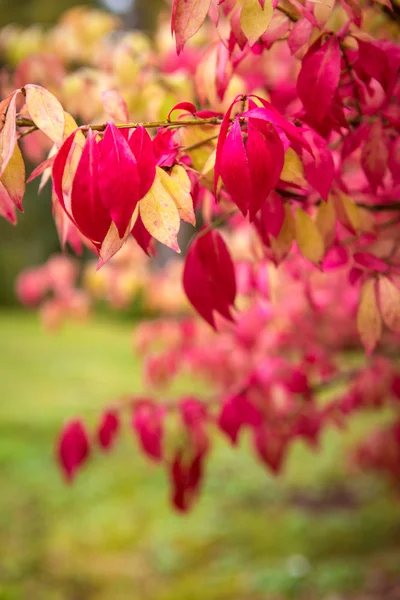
[270,205,295,263]
[240,0,273,46]
[1,142,25,210]
[180,124,218,173]
[63,111,85,146]
[280,148,306,186]
[316,196,336,246]
[25,84,65,145]
[139,167,181,252]
[357,279,381,354]
[378,277,400,334]
[168,165,196,226]
[335,192,361,233]
[202,148,216,176]
[295,207,325,264]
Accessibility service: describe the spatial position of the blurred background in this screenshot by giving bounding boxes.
[1,1,400,599]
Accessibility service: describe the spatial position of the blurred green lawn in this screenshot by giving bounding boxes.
[0,311,400,600]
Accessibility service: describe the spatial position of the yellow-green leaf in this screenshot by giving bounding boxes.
[270,205,295,263]
[63,111,85,146]
[357,278,381,354]
[25,84,65,145]
[1,142,25,210]
[378,277,400,334]
[295,207,325,264]
[240,0,273,46]
[280,148,306,186]
[139,167,181,252]
[316,195,336,246]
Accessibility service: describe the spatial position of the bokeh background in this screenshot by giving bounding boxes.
[1,1,400,599]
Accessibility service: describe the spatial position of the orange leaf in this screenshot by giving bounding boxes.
[378,277,400,333]
[357,278,382,354]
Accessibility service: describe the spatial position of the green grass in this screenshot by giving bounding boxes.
[0,311,400,599]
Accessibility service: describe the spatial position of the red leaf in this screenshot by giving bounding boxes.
[98,122,140,238]
[254,426,288,474]
[167,102,197,120]
[247,121,284,219]
[303,128,334,200]
[57,419,90,482]
[220,118,252,215]
[127,126,156,199]
[71,129,112,244]
[214,95,242,198]
[131,214,156,256]
[361,120,388,192]
[183,229,236,328]
[297,36,341,124]
[132,400,165,461]
[0,181,17,224]
[97,410,120,450]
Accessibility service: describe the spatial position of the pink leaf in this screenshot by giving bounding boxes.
[303,128,334,200]
[288,18,313,55]
[361,120,388,192]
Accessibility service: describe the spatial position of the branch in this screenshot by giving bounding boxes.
[356,202,400,212]
[15,116,225,136]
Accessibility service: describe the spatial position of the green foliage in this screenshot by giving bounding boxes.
[1,312,400,599]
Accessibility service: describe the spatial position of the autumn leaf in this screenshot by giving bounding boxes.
[0,181,16,224]
[378,277,400,334]
[361,119,388,192]
[297,36,341,124]
[280,148,306,186]
[1,142,25,211]
[357,278,382,354]
[139,167,181,252]
[316,196,336,247]
[25,84,65,145]
[172,0,212,54]
[98,207,138,267]
[295,207,325,265]
[240,0,273,46]
[270,204,295,263]
[0,90,18,178]
[101,90,129,123]
[168,165,196,226]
